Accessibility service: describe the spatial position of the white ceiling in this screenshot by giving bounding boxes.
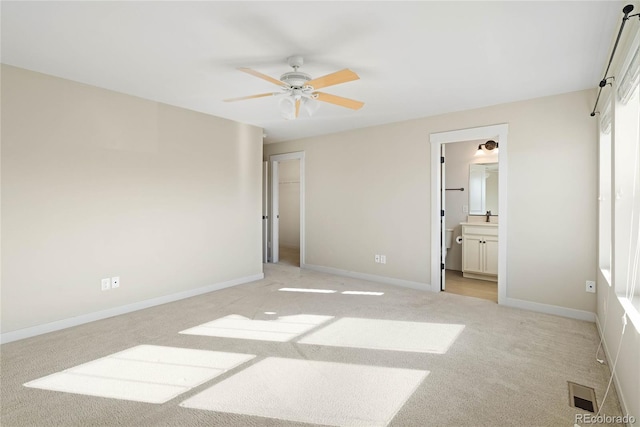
[1,1,622,143]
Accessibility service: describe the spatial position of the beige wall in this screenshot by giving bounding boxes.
[1,65,263,333]
[265,89,597,313]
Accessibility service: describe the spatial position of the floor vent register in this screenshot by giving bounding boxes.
[568,381,598,413]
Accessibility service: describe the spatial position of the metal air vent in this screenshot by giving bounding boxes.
[568,381,598,413]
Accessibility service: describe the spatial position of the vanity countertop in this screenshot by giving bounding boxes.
[460,222,498,227]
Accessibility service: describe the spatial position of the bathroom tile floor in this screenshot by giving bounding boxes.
[444,270,497,302]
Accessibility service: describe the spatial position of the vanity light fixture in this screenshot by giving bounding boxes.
[475,140,499,156]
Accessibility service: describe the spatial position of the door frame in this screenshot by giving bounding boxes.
[429,124,508,304]
[269,151,305,265]
[440,143,447,290]
[262,161,269,263]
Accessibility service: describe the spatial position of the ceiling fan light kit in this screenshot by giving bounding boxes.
[224,55,364,120]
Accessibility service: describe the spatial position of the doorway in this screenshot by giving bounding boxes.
[430,124,508,304]
[441,139,499,302]
[269,151,305,266]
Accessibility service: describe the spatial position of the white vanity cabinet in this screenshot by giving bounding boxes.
[461,224,498,281]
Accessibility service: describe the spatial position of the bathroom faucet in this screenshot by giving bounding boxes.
[486,210,491,222]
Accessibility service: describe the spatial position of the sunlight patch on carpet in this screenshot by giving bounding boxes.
[342,291,384,296]
[298,317,465,354]
[24,345,255,403]
[179,314,333,342]
[278,287,336,293]
[180,357,428,427]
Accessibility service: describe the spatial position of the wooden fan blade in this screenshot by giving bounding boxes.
[295,99,301,118]
[238,67,287,87]
[223,93,275,102]
[307,69,359,90]
[315,92,364,110]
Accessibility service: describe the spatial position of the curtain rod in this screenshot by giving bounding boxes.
[591,4,639,117]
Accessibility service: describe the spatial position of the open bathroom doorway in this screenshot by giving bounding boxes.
[442,139,499,302]
[430,124,508,305]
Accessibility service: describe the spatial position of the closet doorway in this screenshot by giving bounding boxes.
[269,152,305,267]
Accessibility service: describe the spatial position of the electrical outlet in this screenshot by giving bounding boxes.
[380,255,386,264]
[463,205,469,213]
[586,280,596,293]
[101,278,111,291]
[111,276,120,289]
[374,254,380,263]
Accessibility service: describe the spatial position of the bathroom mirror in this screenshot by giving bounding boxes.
[469,163,499,215]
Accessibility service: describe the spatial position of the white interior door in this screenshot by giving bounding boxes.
[271,160,280,263]
[262,161,269,263]
[440,144,446,290]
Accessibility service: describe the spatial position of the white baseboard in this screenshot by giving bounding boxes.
[0,273,264,345]
[595,315,633,427]
[301,263,429,291]
[301,265,595,321]
[503,297,596,322]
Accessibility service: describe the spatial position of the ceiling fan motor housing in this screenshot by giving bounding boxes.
[280,71,312,89]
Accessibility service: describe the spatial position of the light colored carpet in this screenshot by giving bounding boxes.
[181,357,428,427]
[298,317,465,354]
[180,314,333,342]
[23,345,255,404]
[0,263,625,426]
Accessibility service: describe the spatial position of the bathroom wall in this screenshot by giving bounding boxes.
[444,140,498,271]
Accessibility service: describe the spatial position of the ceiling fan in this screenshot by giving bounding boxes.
[224,56,364,120]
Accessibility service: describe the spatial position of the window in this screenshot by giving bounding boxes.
[598,101,612,280]
[612,34,640,315]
